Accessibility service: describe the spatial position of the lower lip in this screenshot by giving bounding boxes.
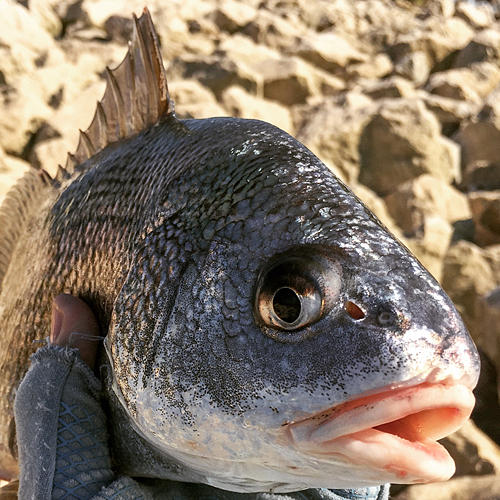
[286,383,475,484]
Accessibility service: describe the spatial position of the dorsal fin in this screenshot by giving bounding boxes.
[0,170,52,292]
[58,8,174,179]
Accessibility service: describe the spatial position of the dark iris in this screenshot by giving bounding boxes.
[273,287,301,323]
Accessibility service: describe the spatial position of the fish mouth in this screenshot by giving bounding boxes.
[286,382,475,483]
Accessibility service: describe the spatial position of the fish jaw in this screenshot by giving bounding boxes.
[286,382,475,484]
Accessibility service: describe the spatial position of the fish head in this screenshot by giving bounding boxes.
[105,118,480,492]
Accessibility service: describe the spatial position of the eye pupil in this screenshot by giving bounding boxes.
[273,287,301,323]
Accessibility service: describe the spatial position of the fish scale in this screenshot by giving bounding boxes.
[0,9,480,493]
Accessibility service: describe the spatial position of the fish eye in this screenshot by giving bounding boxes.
[255,249,341,333]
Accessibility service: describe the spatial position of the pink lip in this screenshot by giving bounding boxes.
[286,383,475,484]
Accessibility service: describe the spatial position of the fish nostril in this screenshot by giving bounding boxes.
[345,301,365,320]
[377,310,396,326]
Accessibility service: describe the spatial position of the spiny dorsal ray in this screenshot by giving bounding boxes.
[60,8,173,177]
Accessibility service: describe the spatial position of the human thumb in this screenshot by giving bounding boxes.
[50,294,100,370]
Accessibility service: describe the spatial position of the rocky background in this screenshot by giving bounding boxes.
[1,0,500,497]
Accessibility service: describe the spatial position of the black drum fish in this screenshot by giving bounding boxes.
[0,9,479,493]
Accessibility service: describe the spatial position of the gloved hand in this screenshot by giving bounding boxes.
[14,295,147,500]
[12,295,390,500]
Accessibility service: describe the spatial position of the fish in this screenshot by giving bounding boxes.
[0,8,480,494]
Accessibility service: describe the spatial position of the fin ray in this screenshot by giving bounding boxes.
[0,171,52,293]
[56,8,173,177]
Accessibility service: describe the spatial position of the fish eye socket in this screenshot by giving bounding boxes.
[254,250,341,333]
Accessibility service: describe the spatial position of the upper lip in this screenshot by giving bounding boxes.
[287,382,474,446]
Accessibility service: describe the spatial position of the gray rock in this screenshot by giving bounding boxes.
[454,1,494,29]
[361,76,416,100]
[393,51,431,86]
[441,419,500,477]
[394,474,500,500]
[425,63,500,103]
[221,85,293,135]
[359,98,460,196]
[454,28,500,68]
[469,191,500,247]
[211,1,256,34]
[295,92,376,184]
[291,32,368,75]
[250,56,345,106]
[442,241,495,331]
[384,174,471,235]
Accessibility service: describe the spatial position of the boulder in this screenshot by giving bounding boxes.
[475,288,500,388]
[241,9,306,50]
[441,241,496,331]
[168,55,261,99]
[0,75,52,156]
[454,1,494,29]
[358,98,460,196]
[425,63,500,103]
[454,28,500,68]
[441,419,500,477]
[211,1,256,34]
[403,216,453,282]
[221,85,293,136]
[361,76,416,100]
[24,0,62,38]
[484,245,500,283]
[345,53,393,81]
[469,191,500,247]
[461,162,500,192]
[455,85,500,176]
[394,474,500,500]
[216,35,281,65]
[384,174,471,235]
[389,17,474,73]
[249,56,345,106]
[393,51,431,86]
[420,92,477,134]
[290,32,368,75]
[294,92,376,184]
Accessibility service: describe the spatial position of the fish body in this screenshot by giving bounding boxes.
[0,10,479,493]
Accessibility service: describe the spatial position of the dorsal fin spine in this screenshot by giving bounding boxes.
[105,67,127,138]
[51,8,173,180]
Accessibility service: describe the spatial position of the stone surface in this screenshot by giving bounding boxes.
[441,419,500,477]
[469,191,500,247]
[425,64,500,102]
[384,174,471,235]
[454,1,494,29]
[295,92,376,183]
[454,28,500,68]
[393,51,431,86]
[291,32,368,75]
[420,92,477,133]
[211,1,256,34]
[461,162,500,192]
[441,241,496,331]
[358,98,460,196]
[361,76,416,100]
[394,474,500,500]
[221,85,293,135]
[475,287,500,388]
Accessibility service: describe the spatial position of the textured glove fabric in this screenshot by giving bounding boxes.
[14,345,146,500]
[13,344,389,500]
